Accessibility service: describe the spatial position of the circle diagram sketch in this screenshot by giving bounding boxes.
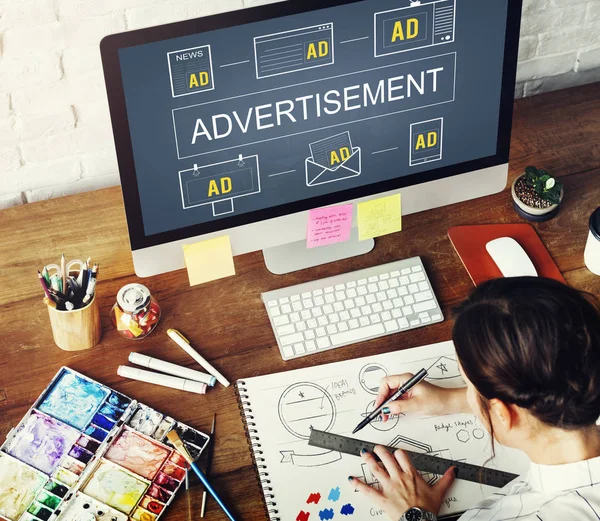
[359,363,388,395]
[278,383,336,440]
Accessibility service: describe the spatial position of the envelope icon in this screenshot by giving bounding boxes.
[305,147,362,187]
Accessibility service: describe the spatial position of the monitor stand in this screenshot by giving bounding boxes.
[263,228,375,275]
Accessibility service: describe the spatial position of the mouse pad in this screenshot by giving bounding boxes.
[448,224,565,286]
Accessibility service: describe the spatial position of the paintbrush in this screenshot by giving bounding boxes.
[166,430,237,521]
[185,470,192,521]
[201,413,216,517]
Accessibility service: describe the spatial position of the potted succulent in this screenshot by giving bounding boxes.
[511,166,563,222]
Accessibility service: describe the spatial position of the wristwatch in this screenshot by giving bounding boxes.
[400,507,437,521]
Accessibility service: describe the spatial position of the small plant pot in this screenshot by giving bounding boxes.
[511,174,563,222]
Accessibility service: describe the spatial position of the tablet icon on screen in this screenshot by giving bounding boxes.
[409,118,443,166]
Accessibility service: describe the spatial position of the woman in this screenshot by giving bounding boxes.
[349,277,600,520]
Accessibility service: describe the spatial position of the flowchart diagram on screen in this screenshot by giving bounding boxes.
[178,154,261,216]
[306,132,361,187]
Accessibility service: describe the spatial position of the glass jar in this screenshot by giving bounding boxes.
[111,283,161,339]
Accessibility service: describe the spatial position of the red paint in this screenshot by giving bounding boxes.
[297,511,310,521]
[306,492,321,504]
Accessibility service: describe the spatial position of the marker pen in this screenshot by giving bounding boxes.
[117,366,208,395]
[129,352,216,387]
[167,329,231,388]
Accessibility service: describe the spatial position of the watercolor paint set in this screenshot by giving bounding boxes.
[0,367,209,521]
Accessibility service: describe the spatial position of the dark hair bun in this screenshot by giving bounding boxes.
[453,277,600,429]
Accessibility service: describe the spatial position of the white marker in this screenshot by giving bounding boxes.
[117,366,208,395]
[129,352,216,387]
[167,328,231,388]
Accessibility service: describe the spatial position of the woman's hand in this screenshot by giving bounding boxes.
[349,446,456,519]
[375,373,468,420]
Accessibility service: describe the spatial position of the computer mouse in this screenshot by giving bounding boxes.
[485,237,538,277]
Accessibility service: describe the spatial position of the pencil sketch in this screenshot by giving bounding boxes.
[358,363,389,395]
[425,356,462,381]
[457,429,470,443]
[280,449,342,467]
[278,382,341,467]
[359,434,454,489]
[361,400,404,432]
[278,382,336,440]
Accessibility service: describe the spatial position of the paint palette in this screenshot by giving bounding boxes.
[0,368,210,521]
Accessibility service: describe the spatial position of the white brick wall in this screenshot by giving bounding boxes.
[0,0,599,210]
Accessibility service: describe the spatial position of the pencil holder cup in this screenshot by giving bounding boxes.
[47,295,102,351]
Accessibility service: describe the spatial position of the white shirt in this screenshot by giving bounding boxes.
[459,455,600,521]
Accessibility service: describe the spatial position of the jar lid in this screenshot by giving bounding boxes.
[117,283,151,314]
[590,207,600,241]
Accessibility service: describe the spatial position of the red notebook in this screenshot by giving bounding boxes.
[448,224,565,286]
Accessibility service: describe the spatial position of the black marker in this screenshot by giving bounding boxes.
[352,368,428,434]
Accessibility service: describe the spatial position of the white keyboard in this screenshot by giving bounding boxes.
[262,257,444,360]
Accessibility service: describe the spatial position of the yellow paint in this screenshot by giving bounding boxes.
[183,235,235,286]
[357,193,402,241]
[0,454,46,521]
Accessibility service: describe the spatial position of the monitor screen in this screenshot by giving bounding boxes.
[110,0,514,246]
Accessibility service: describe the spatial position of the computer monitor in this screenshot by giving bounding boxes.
[101,0,522,277]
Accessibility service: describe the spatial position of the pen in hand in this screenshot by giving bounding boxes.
[352,368,428,434]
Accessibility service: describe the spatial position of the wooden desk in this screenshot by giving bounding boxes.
[1,83,599,520]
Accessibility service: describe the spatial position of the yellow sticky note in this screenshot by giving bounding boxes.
[357,194,402,241]
[183,236,235,286]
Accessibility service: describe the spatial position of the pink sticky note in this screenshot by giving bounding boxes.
[307,204,353,248]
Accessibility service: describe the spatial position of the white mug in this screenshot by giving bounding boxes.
[584,207,600,276]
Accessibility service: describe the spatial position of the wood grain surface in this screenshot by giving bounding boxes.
[0,83,599,521]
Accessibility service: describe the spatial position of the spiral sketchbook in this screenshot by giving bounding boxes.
[236,341,530,521]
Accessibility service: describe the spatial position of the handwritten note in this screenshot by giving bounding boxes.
[182,235,235,286]
[357,194,402,241]
[307,204,353,248]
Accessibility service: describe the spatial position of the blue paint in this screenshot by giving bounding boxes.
[38,370,109,430]
[84,425,108,442]
[90,413,115,431]
[99,403,124,421]
[318,508,335,521]
[328,487,341,502]
[108,391,131,410]
[340,504,355,516]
